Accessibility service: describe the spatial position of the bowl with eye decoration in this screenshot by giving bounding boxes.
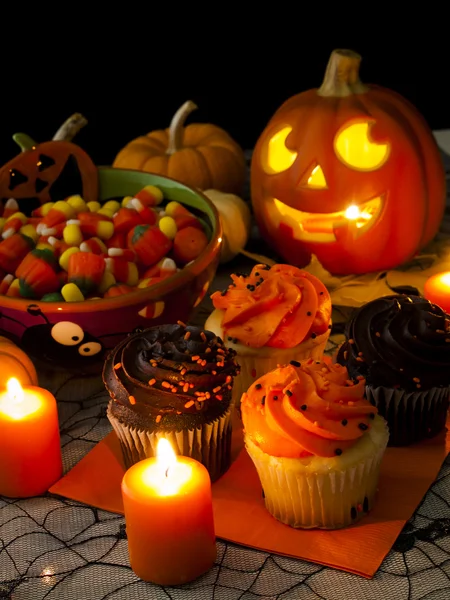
[0,167,222,371]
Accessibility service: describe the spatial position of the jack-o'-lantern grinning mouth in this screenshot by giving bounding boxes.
[271,195,383,242]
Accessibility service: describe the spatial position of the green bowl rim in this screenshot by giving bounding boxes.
[0,167,223,314]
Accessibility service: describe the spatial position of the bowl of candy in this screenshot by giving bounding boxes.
[0,166,222,370]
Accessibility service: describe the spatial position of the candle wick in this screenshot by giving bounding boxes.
[165,468,169,478]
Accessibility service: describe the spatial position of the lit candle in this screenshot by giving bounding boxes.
[424,272,450,313]
[121,438,216,585]
[0,378,62,498]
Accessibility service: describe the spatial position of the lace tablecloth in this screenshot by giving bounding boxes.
[2,147,450,599]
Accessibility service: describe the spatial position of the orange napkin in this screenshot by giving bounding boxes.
[49,412,450,579]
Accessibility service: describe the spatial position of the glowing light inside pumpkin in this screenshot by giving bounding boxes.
[271,195,383,242]
[334,122,390,170]
[306,165,327,189]
[262,126,298,174]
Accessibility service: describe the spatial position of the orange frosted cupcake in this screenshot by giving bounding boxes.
[205,264,332,407]
[241,360,389,529]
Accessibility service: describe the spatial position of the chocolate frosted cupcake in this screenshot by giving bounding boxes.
[337,295,450,446]
[103,323,240,481]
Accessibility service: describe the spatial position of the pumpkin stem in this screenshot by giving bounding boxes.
[317,49,369,97]
[53,113,88,141]
[166,100,198,154]
[12,133,38,152]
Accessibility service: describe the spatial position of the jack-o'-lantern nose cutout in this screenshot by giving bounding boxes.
[261,126,298,174]
[301,164,328,189]
[334,121,390,171]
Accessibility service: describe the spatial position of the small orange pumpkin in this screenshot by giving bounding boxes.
[113,101,247,195]
[0,336,38,387]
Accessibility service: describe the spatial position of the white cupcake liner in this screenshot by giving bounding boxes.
[231,331,329,408]
[107,402,233,482]
[245,416,389,529]
[365,385,449,446]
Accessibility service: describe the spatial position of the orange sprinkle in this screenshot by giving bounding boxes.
[217,348,225,354]
[413,377,421,383]
[226,375,232,383]
[196,396,207,402]
[184,400,195,408]
[184,331,191,340]
[190,383,194,388]
[212,370,217,375]
[216,394,223,400]
[349,339,354,344]
[161,381,171,388]
[176,411,182,415]
[205,347,211,353]
[171,387,177,393]
[181,368,187,376]
[177,320,186,327]
[155,415,162,423]
[114,362,122,370]
[213,386,221,393]
[129,395,136,405]
[192,355,200,361]
[183,383,189,393]
[200,332,207,342]
[375,332,381,338]
[149,378,156,386]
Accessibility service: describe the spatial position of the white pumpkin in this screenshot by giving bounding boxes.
[203,189,251,263]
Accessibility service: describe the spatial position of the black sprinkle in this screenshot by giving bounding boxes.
[351,507,357,520]
[306,311,312,316]
[221,289,228,296]
[311,333,317,339]
[232,338,238,344]
[328,324,332,329]
[285,390,293,397]
[369,413,375,420]
[262,488,265,498]
[273,395,278,400]
[290,360,301,367]
[341,419,348,426]
[335,448,342,456]
[261,396,266,405]
[255,272,260,276]
[319,291,324,295]
[358,423,368,431]
[247,284,255,291]
[255,383,262,390]
[363,496,369,512]
[227,337,232,341]
[300,404,307,410]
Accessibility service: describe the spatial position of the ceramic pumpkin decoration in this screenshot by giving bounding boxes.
[0,116,98,215]
[203,189,251,263]
[251,49,446,275]
[113,101,247,195]
[0,336,38,387]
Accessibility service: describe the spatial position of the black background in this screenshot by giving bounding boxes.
[1,15,448,168]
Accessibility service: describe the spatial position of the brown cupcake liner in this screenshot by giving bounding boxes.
[107,402,233,482]
[366,385,449,446]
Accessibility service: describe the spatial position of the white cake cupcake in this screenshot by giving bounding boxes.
[205,264,331,407]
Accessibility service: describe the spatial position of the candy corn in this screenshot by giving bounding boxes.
[127,225,172,267]
[68,252,106,295]
[16,248,61,299]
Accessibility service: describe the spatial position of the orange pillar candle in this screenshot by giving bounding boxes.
[0,378,62,498]
[424,272,450,314]
[121,438,216,585]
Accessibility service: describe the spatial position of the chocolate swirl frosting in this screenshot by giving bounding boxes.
[103,324,239,430]
[337,295,450,391]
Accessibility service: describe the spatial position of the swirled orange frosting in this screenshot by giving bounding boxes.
[241,360,377,458]
[210,264,331,348]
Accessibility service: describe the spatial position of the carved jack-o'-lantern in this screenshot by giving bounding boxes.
[0,132,98,214]
[251,49,446,275]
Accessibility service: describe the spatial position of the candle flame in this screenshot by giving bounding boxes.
[7,378,24,404]
[439,272,450,286]
[156,438,177,478]
[345,205,360,220]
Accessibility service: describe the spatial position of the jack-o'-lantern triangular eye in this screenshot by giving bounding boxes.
[261,126,298,174]
[301,164,328,189]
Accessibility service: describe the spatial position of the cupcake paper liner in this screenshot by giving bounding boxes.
[232,331,329,408]
[365,385,450,446]
[107,402,233,482]
[245,417,389,529]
